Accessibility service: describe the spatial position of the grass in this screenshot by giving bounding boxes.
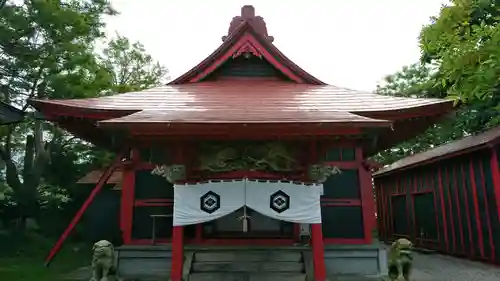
[0,231,90,281]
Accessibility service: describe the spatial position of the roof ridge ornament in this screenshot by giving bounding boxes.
[222,5,274,43]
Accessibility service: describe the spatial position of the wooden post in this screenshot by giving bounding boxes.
[311,223,326,281]
[121,149,139,244]
[170,226,184,281]
[357,148,375,244]
[44,148,127,266]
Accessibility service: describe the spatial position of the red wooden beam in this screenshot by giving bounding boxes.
[469,160,485,258]
[126,125,365,137]
[444,167,456,254]
[121,148,139,244]
[170,226,184,281]
[437,168,449,252]
[460,163,474,258]
[490,147,500,227]
[451,165,465,255]
[356,148,375,244]
[478,159,495,261]
[311,223,327,281]
[44,148,127,266]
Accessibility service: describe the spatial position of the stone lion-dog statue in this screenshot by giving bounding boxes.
[387,238,413,281]
[90,240,117,281]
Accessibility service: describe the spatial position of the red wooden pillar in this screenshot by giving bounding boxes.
[170,226,184,281]
[357,148,375,243]
[171,143,185,281]
[490,146,500,220]
[311,223,326,281]
[121,148,138,244]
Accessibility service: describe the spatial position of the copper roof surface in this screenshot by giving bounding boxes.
[374,125,500,176]
[34,82,448,111]
[30,81,451,125]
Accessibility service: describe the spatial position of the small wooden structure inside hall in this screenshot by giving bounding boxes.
[30,5,454,281]
[374,126,500,264]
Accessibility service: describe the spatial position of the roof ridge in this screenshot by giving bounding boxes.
[222,5,274,43]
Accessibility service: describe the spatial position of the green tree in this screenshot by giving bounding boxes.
[373,62,498,165]
[376,63,442,99]
[85,35,170,168]
[0,1,170,231]
[0,0,116,228]
[374,64,457,164]
[102,34,169,94]
[420,0,500,125]
[372,0,500,165]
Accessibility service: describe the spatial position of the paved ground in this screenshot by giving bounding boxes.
[64,252,500,281]
[409,252,500,281]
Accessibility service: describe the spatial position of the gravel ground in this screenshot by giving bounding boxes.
[409,252,500,281]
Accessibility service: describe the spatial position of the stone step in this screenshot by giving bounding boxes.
[191,261,304,272]
[188,272,307,281]
[194,251,302,262]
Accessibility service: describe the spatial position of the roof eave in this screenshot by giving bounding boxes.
[374,126,500,177]
[0,102,25,124]
[374,144,488,177]
[28,99,139,120]
[356,100,455,120]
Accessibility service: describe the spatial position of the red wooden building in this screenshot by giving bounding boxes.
[30,6,454,281]
[374,126,500,264]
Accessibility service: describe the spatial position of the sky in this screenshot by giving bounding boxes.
[104,0,449,92]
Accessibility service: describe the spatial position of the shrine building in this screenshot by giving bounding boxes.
[30,5,454,281]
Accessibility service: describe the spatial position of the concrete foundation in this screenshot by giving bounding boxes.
[115,244,387,281]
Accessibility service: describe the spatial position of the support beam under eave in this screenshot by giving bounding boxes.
[44,148,128,266]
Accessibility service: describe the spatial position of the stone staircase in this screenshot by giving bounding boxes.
[186,247,309,281]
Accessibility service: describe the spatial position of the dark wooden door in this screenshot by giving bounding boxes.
[413,192,438,240]
[391,195,410,236]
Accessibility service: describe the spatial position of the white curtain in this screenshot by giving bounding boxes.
[172,179,322,226]
[245,180,322,224]
[173,180,245,226]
